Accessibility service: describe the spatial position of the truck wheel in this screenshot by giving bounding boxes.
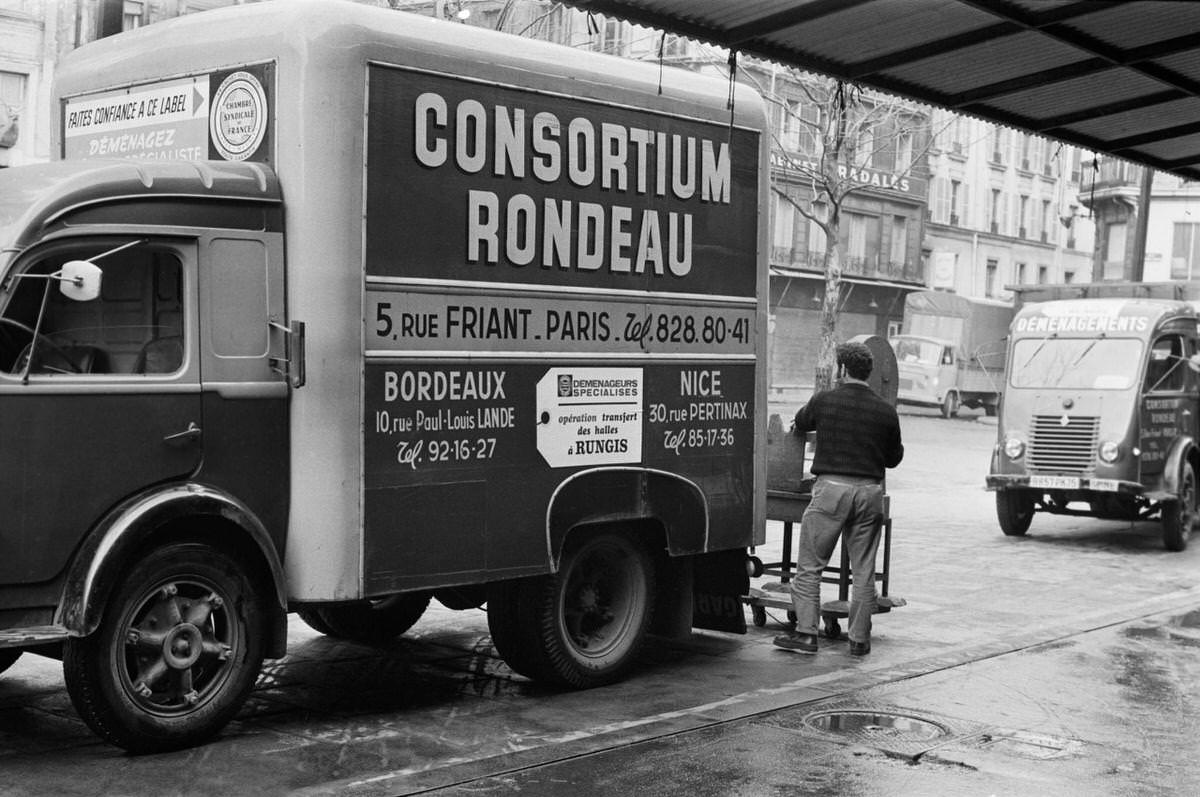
[1162,461,1198,552]
[487,578,543,679]
[940,392,959,419]
[494,531,655,689]
[0,648,20,675]
[62,542,266,753]
[305,593,431,643]
[295,607,337,636]
[996,489,1035,536]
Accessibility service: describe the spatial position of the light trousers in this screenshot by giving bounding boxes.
[788,475,885,644]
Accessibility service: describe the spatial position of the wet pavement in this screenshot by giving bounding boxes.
[3,407,1200,795]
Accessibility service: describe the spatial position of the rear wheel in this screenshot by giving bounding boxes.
[1162,461,1198,552]
[62,542,266,753]
[997,489,1035,536]
[0,648,21,676]
[489,531,655,689]
[301,593,431,644]
[941,392,959,419]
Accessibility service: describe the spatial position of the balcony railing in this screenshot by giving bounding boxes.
[772,247,922,283]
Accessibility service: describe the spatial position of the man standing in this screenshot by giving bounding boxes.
[774,341,904,656]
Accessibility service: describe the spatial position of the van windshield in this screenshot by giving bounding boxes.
[1011,337,1144,390]
[893,337,944,366]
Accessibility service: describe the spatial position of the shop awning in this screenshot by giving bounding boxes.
[560,1,1200,182]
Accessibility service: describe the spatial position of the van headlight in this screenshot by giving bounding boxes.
[1098,440,1121,464]
[1003,436,1025,459]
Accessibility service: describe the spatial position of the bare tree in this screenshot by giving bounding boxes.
[765,73,936,392]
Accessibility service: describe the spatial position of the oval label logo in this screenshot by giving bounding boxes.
[210,71,267,161]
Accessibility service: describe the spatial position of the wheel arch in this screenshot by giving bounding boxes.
[57,482,289,658]
[545,467,709,569]
[1156,436,1199,498]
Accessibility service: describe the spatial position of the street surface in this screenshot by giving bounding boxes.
[3,405,1200,795]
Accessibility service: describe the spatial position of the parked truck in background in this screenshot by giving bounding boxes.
[892,289,1013,418]
[0,0,769,752]
[987,282,1200,552]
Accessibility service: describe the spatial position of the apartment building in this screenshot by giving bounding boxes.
[923,109,1096,301]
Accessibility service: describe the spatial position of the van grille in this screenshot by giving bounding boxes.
[1028,415,1099,473]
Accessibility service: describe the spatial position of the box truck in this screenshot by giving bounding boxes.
[0,0,768,751]
[892,289,1013,418]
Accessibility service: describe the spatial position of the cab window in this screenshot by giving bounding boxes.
[0,245,184,377]
[1145,335,1186,393]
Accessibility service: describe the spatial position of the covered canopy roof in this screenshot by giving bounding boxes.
[560,0,1200,182]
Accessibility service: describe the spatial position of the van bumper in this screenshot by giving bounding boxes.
[986,473,1143,495]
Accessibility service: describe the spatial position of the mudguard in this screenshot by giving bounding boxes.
[56,482,289,657]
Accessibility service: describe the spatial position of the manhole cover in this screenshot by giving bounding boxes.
[804,710,950,744]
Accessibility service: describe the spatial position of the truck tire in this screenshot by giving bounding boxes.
[486,578,543,679]
[62,542,266,753]
[491,531,655,689]
[940,392,959,419]
[1162,461,1198,552]
[0,648,20,676]
[996,489,1035,536]
[303,593,431,644]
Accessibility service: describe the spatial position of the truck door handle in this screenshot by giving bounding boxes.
[163,422,202,446]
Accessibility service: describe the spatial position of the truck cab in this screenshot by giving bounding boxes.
[893,333,957,414]
[986,297,1200,551]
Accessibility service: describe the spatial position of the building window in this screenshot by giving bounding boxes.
[594,17,627,56]
[1016,262,1027,284]
[1038,265,1048,284]
[1171,222,1200,280]
[891,215,908,265]
[930,176,950,223]
[1041,200,1053,243]
[989,188,1004,234]
[950,180,964,226]
[0,70,26,117]
[989,126,1007,165]
[781,99,818,155]
[123,0,145,30]
[1019,195,1029,238]
[1104,221,1127,280]
[772,194,797,261]
[985,258,999,298]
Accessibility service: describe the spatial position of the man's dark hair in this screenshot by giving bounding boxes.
[837,341,873,380]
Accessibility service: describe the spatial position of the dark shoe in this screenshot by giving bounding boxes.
[774,633,818,654]
[849,640,871,656]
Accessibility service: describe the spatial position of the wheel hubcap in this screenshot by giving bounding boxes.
[562,544,641,658]
[120,581,236,715]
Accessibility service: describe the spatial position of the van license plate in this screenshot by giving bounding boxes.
[1029,475,1080,489]
[1088,479,1119,492]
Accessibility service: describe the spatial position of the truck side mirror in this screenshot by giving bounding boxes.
[59,260,102,302]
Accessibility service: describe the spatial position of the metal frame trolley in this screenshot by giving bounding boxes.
[745,335,905,637]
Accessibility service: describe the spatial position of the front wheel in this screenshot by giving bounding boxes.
[996,489,1035,536]
[488,531,655,689]
[62,542,266,753]
[941,392,959,419]
[1162,461,1198,552]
